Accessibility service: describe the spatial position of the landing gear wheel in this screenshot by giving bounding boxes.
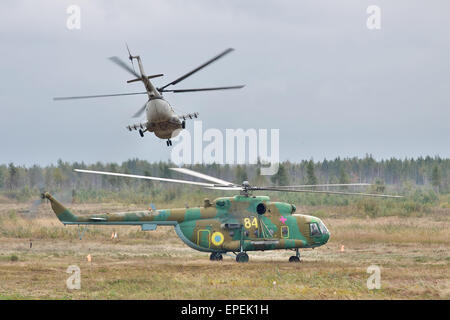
[210,252,223,261]
[289,248,301,262]
[236,252,249,263]
[166,139,172,146]
[139,129,144,137]
[182,121,186,129]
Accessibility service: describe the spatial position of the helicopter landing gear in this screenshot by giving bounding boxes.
[166,139,172,146]
[236,252,249,263]
[289,248,301,263]
[209,252,223,261]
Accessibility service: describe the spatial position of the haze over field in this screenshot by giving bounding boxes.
[0,0,449,166]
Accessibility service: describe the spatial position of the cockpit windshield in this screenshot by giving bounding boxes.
[310,223,321,236]
[310,221,329,237]
[318,221,329,235]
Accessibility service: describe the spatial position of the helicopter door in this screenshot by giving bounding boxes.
[197,229,210,248]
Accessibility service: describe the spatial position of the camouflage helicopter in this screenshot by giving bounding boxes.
[42,167,402,263]
[54,47,244,146]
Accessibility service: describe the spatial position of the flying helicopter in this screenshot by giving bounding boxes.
[53,47,244,146]
[41,167,402,263]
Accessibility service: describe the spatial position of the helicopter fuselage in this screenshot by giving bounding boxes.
[45,193,330,256]
[144,97,182,139]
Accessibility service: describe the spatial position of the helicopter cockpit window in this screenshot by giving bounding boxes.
[310,223,321,237]
[318,222,329,235]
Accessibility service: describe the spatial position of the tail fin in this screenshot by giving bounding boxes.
[42,192,78,224]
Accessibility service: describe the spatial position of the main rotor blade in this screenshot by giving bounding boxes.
[159,48,235,90]
[252,187,403,198]
[109,56,139,78]
[262,183,372,188]
[132,101,148,118]
[53,92,148,101]
[206,186,243,191]
[161,85,245,93]
[74,169,216,187]
[170,168,235,186]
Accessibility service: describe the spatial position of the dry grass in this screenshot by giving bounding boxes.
[0,201,448,300]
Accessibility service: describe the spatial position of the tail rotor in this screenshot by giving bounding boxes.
[24,187,75,220]
[126,43,136,75]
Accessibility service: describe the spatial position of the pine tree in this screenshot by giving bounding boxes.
[251,166,267,186]
[235,165,248,183]
[431,165,441,192]
[374,178,386,193]
[7,163,18,190]
[339,166,350,184]
[0,166,5,189]
[271,163,289,186]
[306,160,317,185]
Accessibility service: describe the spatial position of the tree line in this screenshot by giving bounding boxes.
[0,155,448,195]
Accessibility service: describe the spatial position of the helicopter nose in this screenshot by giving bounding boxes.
[323,231,330,244]
[318,220,330,244]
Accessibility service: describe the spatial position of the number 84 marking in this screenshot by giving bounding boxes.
[244,217,258,229]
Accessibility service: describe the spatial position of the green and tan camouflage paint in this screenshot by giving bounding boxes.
[44,192,330,254]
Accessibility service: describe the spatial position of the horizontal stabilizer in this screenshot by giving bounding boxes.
[127,74,164,83]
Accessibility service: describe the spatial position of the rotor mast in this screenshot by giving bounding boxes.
[240,181,251,197]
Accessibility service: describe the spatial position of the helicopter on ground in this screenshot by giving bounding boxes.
[54,47,244,146]
[42,167,402,263]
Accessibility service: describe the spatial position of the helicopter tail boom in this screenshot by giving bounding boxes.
[43,192,218,227]
[42,192,78,224]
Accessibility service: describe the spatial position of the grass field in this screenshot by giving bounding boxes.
[0,200,448,300]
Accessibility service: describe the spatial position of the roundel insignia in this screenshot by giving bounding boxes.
[211,232,224,246]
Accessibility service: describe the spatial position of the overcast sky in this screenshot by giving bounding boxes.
[0,0,449,166]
